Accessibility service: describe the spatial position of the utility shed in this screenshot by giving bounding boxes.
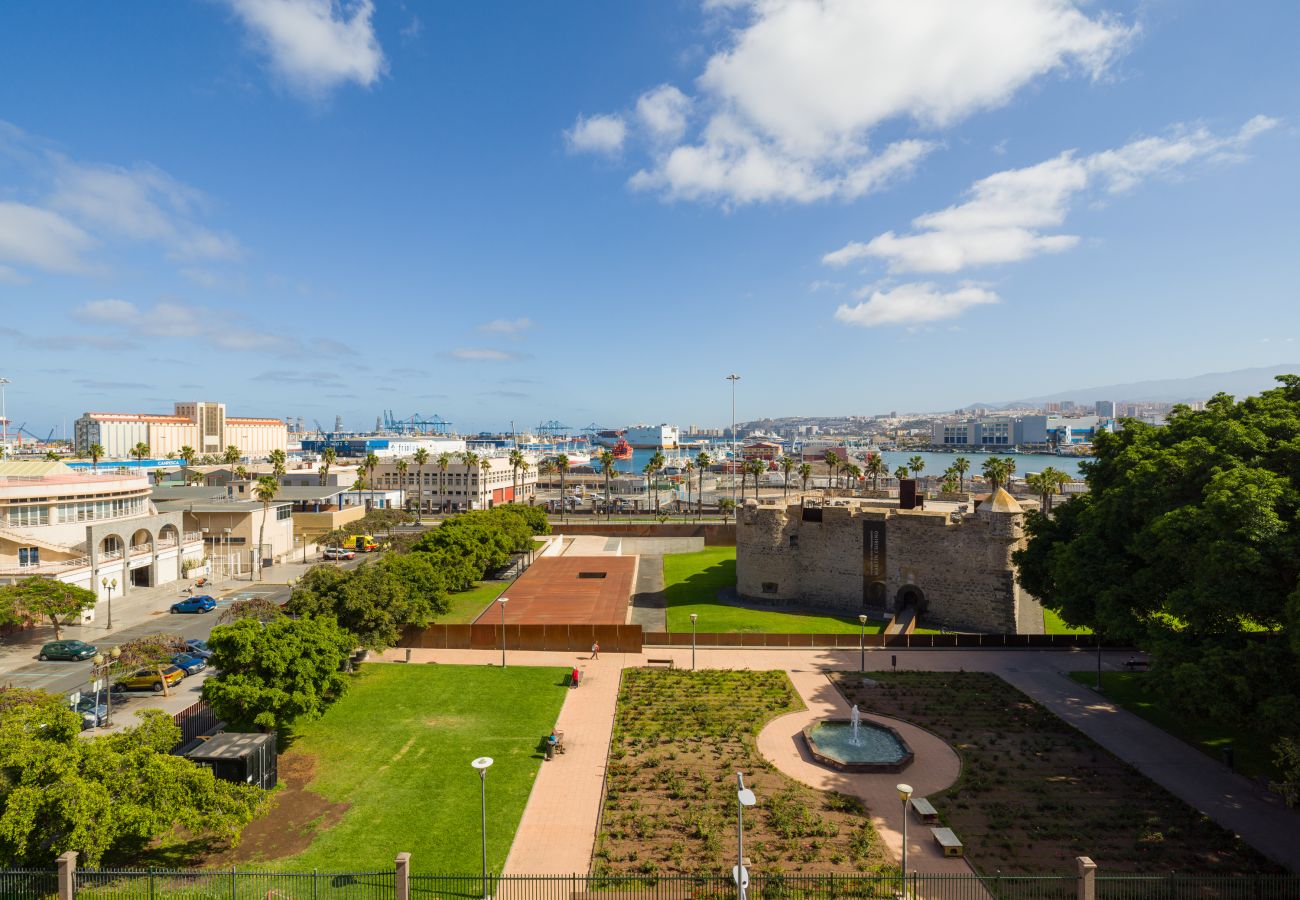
[185,732,278,790]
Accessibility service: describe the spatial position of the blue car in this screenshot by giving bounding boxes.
[184,638,213,659]
[74,694,110,729]
[170,595,216,614]
[170,652,207,675]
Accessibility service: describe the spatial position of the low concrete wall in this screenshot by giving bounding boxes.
[399,623,643,654]
[546,522,736,546]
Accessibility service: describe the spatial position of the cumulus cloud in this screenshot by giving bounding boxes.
[834,283,999,327]
[574,0,1135,204]
[564,114,627,156]
[226,0,386,98]
[825,116,1278,274]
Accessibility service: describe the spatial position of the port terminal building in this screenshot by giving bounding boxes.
[74,401,287,460]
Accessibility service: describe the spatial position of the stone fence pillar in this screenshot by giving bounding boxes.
[395,852,411,900]
[1076,856,1096,900]
[57,851,77,900]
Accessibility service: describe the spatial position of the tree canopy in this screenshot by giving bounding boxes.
[0,578,96,640]
[1015,376,1300,794]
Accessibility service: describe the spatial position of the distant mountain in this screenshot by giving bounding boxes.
[974,364,1300,409]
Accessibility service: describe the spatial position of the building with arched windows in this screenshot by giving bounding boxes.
[0,461,204,622]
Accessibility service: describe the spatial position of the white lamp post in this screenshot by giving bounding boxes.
[690,612,698,671]
[471,756,494,900]
[90,645,121,727]
[100,576,117,630]
[735,772,756,900]
[726,374,740,513]
[498,597,509,668]
[897,782,913,895]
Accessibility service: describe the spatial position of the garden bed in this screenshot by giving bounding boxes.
[832,672,1281,875]
[595,669,894,877]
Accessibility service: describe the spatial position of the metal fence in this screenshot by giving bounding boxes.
[4,870,1299,900]
[171,699,219,749]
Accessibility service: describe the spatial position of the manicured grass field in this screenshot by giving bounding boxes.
[1044,607,1092,635]
[441,580,511,624]
[266,664,567,871]
[1068,671,1278,780]
[663,548,890,634]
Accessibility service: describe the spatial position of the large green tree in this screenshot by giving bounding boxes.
[1,578,96,640]
[202,615,354,732]
[1015,376,1300,797]
[0,693,265,866]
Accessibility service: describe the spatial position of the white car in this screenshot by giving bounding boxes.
[323,547,356,560]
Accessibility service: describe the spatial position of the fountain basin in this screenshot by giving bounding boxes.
[802,719,914,773]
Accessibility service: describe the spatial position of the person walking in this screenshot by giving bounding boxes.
[591,641,600,659]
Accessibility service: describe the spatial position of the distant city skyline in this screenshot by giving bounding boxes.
[1,2,1297,433]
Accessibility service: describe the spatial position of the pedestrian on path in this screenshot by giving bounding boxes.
[591,641,600,659]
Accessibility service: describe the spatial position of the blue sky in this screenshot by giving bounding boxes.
[0,0,1297,435]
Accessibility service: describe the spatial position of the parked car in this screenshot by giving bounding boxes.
[323,546,356,560]
[170,652,207,676]
[184,638,213,659]
[38,640,97,661]
[170,595,217,614]
[74,694,110,729]
[114,665,186,693]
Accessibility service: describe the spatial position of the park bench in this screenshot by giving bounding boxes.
[1123,658,1150,671]
[645,658,676,669]
[932,827,964,858]
[911,797,938,825]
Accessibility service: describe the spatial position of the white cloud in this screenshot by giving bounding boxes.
[834,283,999,327]
[0,201,95,273]
[578,0,1134,204]
[825,116,1278,274]
[447,348,526,362]
[71,298,293,351]
[479,317,533,335]
[636,85,691,142]
[226,0,386,97]
[77,298,139,322]
[565,114,627,156]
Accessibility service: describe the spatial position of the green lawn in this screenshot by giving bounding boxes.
[272,664,568,871]
[1044,607,1092,635]
[1068,671,1278,780]
[441,580,511,624]
[663,547,892,634]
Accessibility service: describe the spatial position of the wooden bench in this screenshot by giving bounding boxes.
[932,827,964,858]
[645,658,676,669]
[1123,658,1150,671]
[911,797,938,825]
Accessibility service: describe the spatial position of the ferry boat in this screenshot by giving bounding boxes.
[612,438,633,459]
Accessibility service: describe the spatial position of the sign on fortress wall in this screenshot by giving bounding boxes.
[863,518,886,605]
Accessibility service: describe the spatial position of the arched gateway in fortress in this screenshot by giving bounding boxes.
[735,488,1044,634]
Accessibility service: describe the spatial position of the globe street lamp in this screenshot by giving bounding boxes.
[858,614,868,672]
[726,374,741,512]
[897,782,913,896]
[735,772,756,900]
[100,577,118,630]
[498,597,509,668]
[690,613,698,671]
[91,646,122,727]
[471,757,494,900]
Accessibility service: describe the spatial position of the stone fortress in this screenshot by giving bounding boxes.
[736,487,1044,634]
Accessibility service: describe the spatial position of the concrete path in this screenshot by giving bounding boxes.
[757,669,972,875]
[379,646,1300,875]
[626,555,666,630]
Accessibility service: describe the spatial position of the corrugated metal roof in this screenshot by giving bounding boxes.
[0,460,75,477]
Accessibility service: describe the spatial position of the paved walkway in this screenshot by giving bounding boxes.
[626,555,666,630]
[379,646,1300,875]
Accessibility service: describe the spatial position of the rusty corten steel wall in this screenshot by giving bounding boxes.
[545,522,737,546]
[399,623,644,653]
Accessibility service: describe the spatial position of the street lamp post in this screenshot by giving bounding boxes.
[1096,631,1103,691]
[735,772,756,900]
[897,783,913,896]
[91,646,122,727]
[690,613,698,671]
[858,614,868,672]
[100,577,117,630]
[726,374,740,513]
[498,597,509,668]
[471,757,494,900]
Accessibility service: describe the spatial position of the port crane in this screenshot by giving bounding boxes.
[381,410,453,435]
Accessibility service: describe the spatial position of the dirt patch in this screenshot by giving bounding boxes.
[210,752,350,864]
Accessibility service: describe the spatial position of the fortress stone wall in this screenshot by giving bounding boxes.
[736,490,1042,634]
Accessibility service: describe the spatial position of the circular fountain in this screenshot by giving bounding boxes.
[801,705,914,773]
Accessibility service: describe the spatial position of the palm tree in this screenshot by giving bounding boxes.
[798,462,812,493]
[412,448,429,523]
[1003,456,1017,491]
[642,462,655,513]
[319,447,336,487]
[823,450,840,496]
[508,448,524,502]
[908,455,926,493]
[683,459,695,522]
[130,442,150,462]
[437,452,452,513]
[952,456,971,493]
[517,456,530,504]
[745,458,765,502]
[152,468,166,485]
[88,443,104,471]
[779,455,795,499]
[648,450,666,513]
[694,451,711,521]
[941,470,960,493]
[253,475,279,581]
[865,454,887,493]
[718,497,736,523]
[44,449,60,461]
[269,448,287,480]
[479,457,492,508]
[364,452,379,510]
[223,445,241,469]
[395,459,409,511]
[555,453,570,522]
[234,465,249,481]
[982,456,1012,491]
[1027,466,1070,513]
[598,449,616,520]
[842,462,861,495]
[458,451,478,513]
[894,465,910,483]
[179,445,196,476]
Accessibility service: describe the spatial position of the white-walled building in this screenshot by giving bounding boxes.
[373,453,536,511]
[74,401,287,460]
